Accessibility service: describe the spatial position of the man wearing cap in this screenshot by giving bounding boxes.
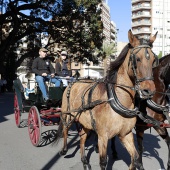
[32,47,60,101]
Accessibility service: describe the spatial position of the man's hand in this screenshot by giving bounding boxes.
[65,76,70,79]
[42,73,47,76]
[51,73,55,77]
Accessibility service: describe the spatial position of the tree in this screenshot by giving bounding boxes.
[158,51,162,58]
[0,0,103,72]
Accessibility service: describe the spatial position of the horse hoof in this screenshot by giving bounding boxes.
[112,153,118,160]
[83,164,91,170]
[59,149,67,155]
[94,145,99,153]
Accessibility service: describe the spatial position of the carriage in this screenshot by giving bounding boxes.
[13,71,65,146]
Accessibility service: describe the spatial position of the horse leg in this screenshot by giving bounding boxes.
[135,127,145,170]
[98,135,108,170]
[154,127,170,170]
[111,136,118,159]
[119,132,144,170]
[93,132,99,153]
[79,128,91,170]
[59,126,69,155]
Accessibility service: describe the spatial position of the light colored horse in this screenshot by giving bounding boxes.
[54,30,158,170]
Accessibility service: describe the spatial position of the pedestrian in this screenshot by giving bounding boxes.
[1,77,7,93]
[55,50,73,86]
[32,47,61,102]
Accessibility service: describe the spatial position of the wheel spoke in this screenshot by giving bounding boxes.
[14,94,21,127]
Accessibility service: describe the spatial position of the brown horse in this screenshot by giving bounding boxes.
[110,54,170,170]
[135,54,170,170]
[54,30,158,170]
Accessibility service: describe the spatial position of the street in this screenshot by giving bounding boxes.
[0,92,169,170]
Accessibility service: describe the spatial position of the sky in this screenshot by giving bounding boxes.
[108,1,131,42]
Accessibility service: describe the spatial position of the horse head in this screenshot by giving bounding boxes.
[127,30,158,99]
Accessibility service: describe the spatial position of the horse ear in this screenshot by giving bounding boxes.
[150,31,158,43]
[128,29,138,47]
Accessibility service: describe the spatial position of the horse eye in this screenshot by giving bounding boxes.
[136,57,141,62]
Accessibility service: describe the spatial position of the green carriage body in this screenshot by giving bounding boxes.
[13,75,65,130]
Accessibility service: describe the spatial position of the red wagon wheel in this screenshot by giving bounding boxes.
[14,93,21,127]
[28,106,42,147]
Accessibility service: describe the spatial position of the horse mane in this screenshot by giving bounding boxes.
[159,54,170,63]
[107,43,131,81]
[158,54,170,85]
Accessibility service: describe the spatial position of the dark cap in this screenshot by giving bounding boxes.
[39,48,48,52]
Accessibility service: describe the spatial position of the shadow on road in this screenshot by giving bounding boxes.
[40,127,167,170]
[142,133,166,170]
[0,92,14,123]
[0,93,167,169]
[38,129,58,147]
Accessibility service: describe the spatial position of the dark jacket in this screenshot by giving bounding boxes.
[32,57,55,76]
[55,60,72,77]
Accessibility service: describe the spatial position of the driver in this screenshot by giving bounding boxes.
[32,47,61,102]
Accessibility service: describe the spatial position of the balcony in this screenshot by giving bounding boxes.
[132,6,151,12]
[132,0,151,4]
[132,21,151,27]
[132,14,151,19]
[133,30,151,35]
[110,33,116,39]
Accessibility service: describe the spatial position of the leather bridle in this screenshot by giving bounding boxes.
[129,45,158,90]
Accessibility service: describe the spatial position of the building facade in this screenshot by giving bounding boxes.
[131,0,170,56]
[101,0,118,43]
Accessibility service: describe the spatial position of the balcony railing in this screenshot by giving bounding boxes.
[132,6,151,12]
[132,14,151,19]
[133,30,151,35]
[132,0,151,4]
[131,21,151,27]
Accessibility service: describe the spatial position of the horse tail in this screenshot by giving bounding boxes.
[52,120,63,146]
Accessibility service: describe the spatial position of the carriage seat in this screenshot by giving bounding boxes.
[18,73,35,99]
[20,72,58,99]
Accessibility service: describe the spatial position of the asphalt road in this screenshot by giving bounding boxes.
[0,92,169,170]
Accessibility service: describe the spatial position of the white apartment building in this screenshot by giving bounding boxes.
[110,21,117,44]
[101,1,111,43]
[101,0,118,44]
[131,0,170,56]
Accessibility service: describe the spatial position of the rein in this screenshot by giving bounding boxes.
[155,90,170,95]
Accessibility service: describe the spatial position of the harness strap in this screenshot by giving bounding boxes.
[62,80,163,130]
[137,112,162,127]
[147,99,170,124]
[87,82,100,131]
[61,99,107,129]
[63,80,105,131]
[107,83,162,128]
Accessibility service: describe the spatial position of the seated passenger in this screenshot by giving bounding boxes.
[55,50,73,86]
[32,47,60,101]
